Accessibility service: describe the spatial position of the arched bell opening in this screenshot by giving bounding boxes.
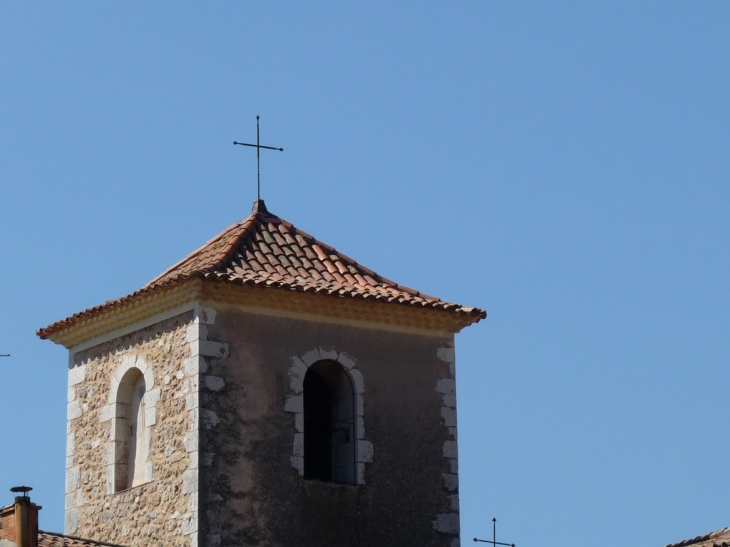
[303,360,356,484]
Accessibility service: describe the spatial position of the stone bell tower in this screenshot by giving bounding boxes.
[39,200,485,547]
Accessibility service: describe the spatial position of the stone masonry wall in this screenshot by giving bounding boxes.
[65,311,197,547]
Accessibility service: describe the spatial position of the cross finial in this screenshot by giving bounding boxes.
[474,518,516,547]
[233,115,284,201]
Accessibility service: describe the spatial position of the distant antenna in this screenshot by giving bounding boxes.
[233,115,283,201]
[474,518,515,547]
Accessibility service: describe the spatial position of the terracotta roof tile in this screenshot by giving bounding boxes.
[665,529,730,547]
[38,200,485,340]
[39,531,127,547]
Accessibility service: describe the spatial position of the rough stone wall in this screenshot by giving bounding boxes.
[199,307,460,547]
[65,311,197,547]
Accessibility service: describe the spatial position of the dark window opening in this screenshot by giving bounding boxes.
[302,360,356,484]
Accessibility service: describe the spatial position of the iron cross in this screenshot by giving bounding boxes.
[474,518,515,547]
[233,115,283,201]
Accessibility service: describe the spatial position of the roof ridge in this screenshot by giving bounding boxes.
[145,215,258,287]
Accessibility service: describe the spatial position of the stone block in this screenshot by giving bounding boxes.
[349,368,365,394]
[442,473,459,492]
[145,462,154,482]
[442,393,457,408]
[436,379,456,395]
[185,433,199,453]
[199,341,228,359]
[200,307,217,325]
[292,433,304,457]
[182,470,198,494]
[449,494,459,511]
[201,409,219,430]
[449,458,458,474]
[357,440,374,463]
[65,509,80,535]
[66,433,75,457]
[288,363,305,394]
[184,357,206,376]
[437,346,455,364]
[301,348,321,366]
[99,404,115,423]
[203,375,225,391]
[186,394,198,411]
[319,347,339,361]
[181,512,198,535]
[66,467,80,493]
[146,388,161,407]
[284,395,303,414]
[67,401,82,421]
[103,443,117,466]
[442,440,458,459]
[433,513,460,535]
[290,456,304,474]
[68,365,86,386]
[189,408,199,430]
[338,352,357,370]
[441,407,457,427]
[186,324,202,343]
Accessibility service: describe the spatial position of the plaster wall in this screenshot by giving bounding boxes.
[199,307,459,547]
[65,312,197,547]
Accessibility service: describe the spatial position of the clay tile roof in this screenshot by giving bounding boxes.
[38,200,485,340]
[665,528,730,547]
[39,531,127,547]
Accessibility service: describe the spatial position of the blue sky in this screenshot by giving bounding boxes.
[1,3,729,546]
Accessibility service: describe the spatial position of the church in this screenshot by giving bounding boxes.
[0,142,718,547]
[2,196,486,547]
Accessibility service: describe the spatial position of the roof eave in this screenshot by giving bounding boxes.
[38,277,484,350]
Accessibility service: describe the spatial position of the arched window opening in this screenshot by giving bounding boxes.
[128,372,147,488]
[303,360,356,484]
[112,367,149,492]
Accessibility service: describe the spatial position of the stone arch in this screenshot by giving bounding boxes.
[285,348,372,485]
[100,355,160,493]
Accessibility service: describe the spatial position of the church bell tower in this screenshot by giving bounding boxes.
[39,199,484,547]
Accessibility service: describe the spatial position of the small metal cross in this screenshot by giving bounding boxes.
[474,518,515,547]
[233,115,283,201]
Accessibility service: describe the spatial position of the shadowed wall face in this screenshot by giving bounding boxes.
[199,308,460,547]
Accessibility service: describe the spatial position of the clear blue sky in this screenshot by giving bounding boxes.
[1,3,729,546]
